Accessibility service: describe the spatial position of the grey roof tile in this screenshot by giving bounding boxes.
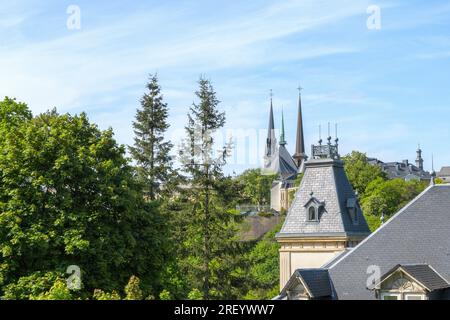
[439,166,450,176]
[280,269,332,298]
[277,159,370,237]
[328,185,450,300]
[393,264,450,291]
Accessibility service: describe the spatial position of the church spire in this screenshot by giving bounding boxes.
[265,90,277,158]
[280,108,287,146]
[293,86,307,167]
[430,153,436,186]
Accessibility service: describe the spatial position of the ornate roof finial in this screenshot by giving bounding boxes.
[311,122,340,160]
[280,107,287,146]
[327,122,332,145]
[318,124,322,145]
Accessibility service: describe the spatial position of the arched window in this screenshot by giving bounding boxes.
[308,206,317,221]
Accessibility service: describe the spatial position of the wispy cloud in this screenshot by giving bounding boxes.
[1,0,449,173]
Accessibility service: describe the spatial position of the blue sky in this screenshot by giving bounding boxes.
[1,0,450,174]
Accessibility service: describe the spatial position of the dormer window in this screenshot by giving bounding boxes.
[304,192,324,222]
[308,206,318,221]
[346,198,359,225]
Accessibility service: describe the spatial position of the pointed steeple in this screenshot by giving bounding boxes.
[280,108,287,146]
[265,90,277,158]
[430,153,436,186]
[293,86,307,167]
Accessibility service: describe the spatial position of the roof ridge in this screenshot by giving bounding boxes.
[328,184,436,270]
[427,265,450,285]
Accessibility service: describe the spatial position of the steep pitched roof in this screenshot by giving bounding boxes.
[265,98,277,158]
[293,91,307,167]
[327,184,450,299]
[377,264,450,292]
[280,269,332,299]
[277,159,370,238]
[266,144,298,181]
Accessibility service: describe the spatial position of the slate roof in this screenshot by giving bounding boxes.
[327,184,450,299]
[321,249,353,268]
[368,158,431,181]
[438,166,450,177]
[378,264,450,291]
[266,144,298,181]
[277,159,370,238]
[280,269,332,299]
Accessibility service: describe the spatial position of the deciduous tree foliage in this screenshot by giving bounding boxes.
[361,177,427,231]
[343,151,427,231]
[0,99,167,298]
[343,151,387,197]
[240,221,282,300]
[237,169,275,210]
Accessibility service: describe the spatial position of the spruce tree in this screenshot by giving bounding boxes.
[129,74,173,200]
[178,77,238,299]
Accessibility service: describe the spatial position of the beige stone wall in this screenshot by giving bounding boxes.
[270,183,281,212]
[278,239,360,290]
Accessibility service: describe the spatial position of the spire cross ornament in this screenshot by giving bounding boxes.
[297,86,303,94]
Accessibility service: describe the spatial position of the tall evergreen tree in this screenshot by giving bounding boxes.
[129,74,173,200]
[178,77,238,299]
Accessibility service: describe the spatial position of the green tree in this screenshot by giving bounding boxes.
[129,74,174,200]
[237,169,275,210]
[1,272,60,300]
[177,77,239,299]
[124,275,144,300]
[361,178,427,231]
[0,97,32,130]
[242,222,282,300]
[32,279,73,300]
[0,102,166,298]
[93,289,121,300]
[343,151,387,197]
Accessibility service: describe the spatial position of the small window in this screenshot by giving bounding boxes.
[405,294,425,300]
[308,206,317,221]
[381,293,400,300]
